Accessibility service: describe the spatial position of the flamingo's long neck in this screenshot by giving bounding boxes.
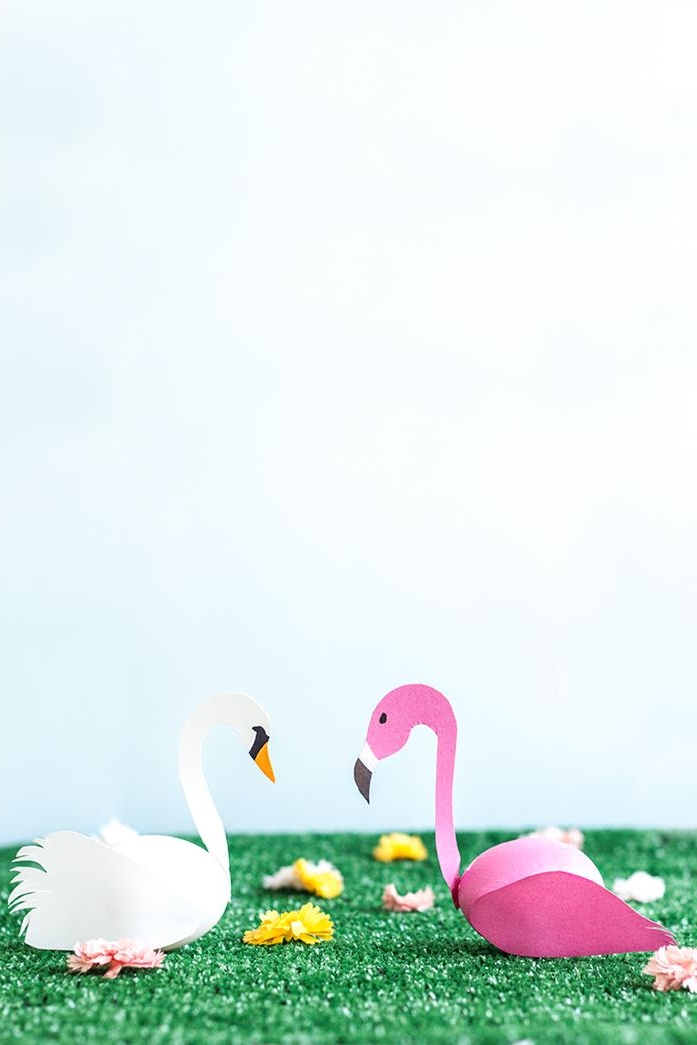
[432,706,462,892]
[178,700,231,877]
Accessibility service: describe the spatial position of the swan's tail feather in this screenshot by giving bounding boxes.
[8,839,50,924]
[6,830,203,951]
[13,839,47,861]
[9,881,44,913]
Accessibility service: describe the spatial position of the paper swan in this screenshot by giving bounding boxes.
[9,693,275,951]
[354,684,675,958]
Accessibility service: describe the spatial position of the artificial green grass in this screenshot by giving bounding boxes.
[1,830,695,1044]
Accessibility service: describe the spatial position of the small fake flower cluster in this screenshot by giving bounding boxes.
[643,946,697,992]
[67,938,164,979]
[525,826,584,849]
[382,883,435,913]
[612,871,665,904]
[243,903,334,946]
[96,819,139,847]
[263,858,344,899]
[373,833,428,862]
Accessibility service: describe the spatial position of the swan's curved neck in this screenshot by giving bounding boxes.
[178,700,232,876]
[429,702,462,891]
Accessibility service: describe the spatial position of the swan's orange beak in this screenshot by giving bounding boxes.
[250,725,276,783]
[254,741,276,783]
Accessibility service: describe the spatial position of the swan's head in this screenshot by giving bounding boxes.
[218,693,275,783]
[353,684,453,803]
[245,707,275,783]
[249,722,275,782]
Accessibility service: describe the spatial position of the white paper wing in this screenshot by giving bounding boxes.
[9,831,202,951]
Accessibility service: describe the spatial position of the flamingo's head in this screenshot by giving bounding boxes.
[353,688,417,803]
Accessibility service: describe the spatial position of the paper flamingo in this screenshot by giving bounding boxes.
[354,684,675,958]
[9,693,275,951]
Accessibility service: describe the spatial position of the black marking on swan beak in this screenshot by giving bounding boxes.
[249,725,269,760]
[354,758,372,804]
[249,725,275,782]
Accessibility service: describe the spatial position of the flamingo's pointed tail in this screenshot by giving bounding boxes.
[464,871,675,958]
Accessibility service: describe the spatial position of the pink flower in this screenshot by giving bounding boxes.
[525,826,584,849]
[67,938,165,979]
[67,939,115,974]
[382,883,435,913]
[643,946,697,992]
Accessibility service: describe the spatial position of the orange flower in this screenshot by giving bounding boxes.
[243,903,334,946]
[373,832,427,862]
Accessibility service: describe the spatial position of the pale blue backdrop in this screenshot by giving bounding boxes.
[1,1,695,845]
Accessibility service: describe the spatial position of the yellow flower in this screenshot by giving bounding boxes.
[294,858,344,899]
[242,908,287,946]
[372,832,428,863]
[243,903,334,946]
[263,858,344,899]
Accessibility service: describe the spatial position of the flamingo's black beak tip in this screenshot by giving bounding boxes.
[353,758,372,804]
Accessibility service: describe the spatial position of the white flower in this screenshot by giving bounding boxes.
[95,819,139,847]
[262,859,342,892]
[612,871,665,903]
[263,863,303,890]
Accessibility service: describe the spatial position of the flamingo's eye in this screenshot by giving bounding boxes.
[379,712,387,724]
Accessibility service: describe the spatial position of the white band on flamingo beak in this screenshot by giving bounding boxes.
[359,743,378,772]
